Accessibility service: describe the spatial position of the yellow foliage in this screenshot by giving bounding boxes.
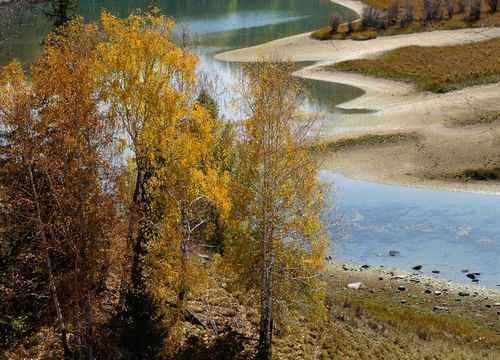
[223,61,328,350]
[94,10,232,353]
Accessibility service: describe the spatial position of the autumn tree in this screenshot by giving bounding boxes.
[0,19,119,359]
[143,93,232,353]
[224,61,328,359]
[96,10,228,356]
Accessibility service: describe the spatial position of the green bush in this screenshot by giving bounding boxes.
[311,27,333,40]
[351,30,378,40]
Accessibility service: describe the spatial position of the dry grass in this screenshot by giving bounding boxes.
[363,0,498,15]
[332,37,500,92]
[311,0,500,40]
[311,21,364,41]
[312,132,420,152]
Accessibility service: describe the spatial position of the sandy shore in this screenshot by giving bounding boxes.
[215,0,500,193]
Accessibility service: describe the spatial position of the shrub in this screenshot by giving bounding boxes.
[423,0,444,24]
[351,30,378,40]
[487,0,498,13]
[362,6,387,29]
[464,0,481,21]
[347,21,355,34]
[400,0,415,27]
[446,0,455,18]
[331,14,341,34]
[457,0,466,13]
[311,27,333,40]
[387,0,400,26]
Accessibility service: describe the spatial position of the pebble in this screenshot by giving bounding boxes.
[412,265,423,271]
[401,300,407,304]
[389,250,400,257]
[461,269,469,273]
[458,291,470,297]
[432,270,440,274]
[398,286,406,292]
[347,282,362,290]
[434,290,442,296]
[466,273,476,280]
[361,264,370,269]
[433,306,449,312]
[472,279,480,283]
[424,289,432,294]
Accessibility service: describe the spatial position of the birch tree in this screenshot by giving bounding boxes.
[225,61,328,359]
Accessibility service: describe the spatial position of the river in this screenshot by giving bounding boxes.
[2,0,499,288]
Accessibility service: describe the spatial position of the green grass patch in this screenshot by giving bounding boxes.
[340,293,500,345]
[452,168,500,182]
[351,30,378,41]
[331,38,500,93]
[313,132,419,152]
[449,111,500,127]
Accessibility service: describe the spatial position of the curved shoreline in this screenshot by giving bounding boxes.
[215,0,500,194]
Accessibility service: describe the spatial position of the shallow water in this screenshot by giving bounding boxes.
[2,0,499,288]
[323,172,500,288]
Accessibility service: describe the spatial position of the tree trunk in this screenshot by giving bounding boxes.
[47,253,72,360]
[119,162,148,303]
[257,226,274,360]
[257,263,273,360]
[84,296,95,360]
[29,166,72,359]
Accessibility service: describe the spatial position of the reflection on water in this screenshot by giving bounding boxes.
[1,0,361,117]
[5,0,497,289]
[322,172,500,288]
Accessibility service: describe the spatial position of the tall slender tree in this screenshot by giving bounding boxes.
[225,61,328,359]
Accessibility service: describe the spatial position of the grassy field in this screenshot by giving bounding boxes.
[330,37,500,92]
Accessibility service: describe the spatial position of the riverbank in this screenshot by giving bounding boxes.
[215,0,500,193]
[172,260,500,358]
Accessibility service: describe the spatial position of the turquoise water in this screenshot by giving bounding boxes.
[2,0,499,288]
[0,0,361,115]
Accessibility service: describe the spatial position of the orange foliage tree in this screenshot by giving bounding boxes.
[0,19,121,358]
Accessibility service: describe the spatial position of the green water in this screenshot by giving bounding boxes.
[0,0,362,114]
[1,0,357,62]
